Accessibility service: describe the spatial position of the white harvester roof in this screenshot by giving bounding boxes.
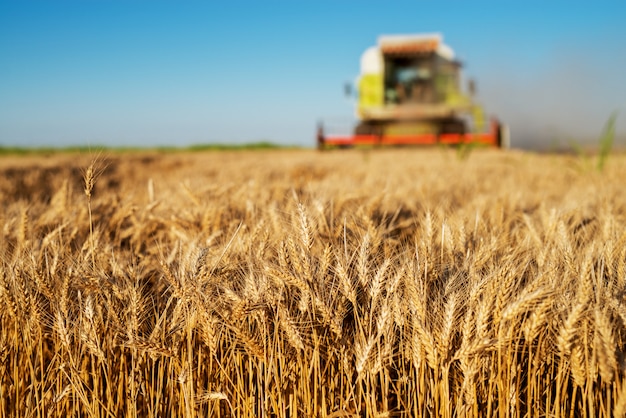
[360,33,455,75]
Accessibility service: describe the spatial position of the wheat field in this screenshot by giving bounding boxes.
[1,148,625,417]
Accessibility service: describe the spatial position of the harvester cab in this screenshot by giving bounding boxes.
[318,33,509,149]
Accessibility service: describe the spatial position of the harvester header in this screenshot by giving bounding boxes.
[318,33,509,149]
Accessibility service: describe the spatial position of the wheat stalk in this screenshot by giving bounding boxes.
[1,149,625,416]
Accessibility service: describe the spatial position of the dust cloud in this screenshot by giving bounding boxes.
[478,49,625,150]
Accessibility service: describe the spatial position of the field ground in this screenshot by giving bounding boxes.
[1,148,626,417]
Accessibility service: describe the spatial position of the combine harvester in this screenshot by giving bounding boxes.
[318,33,509,149]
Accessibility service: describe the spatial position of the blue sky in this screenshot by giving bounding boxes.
[1,1,625,149]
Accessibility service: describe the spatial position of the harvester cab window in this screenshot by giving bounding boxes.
[384,55,435,105]
[434,60,462,104]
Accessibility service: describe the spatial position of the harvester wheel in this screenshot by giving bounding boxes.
[355,122,377,135]
[497,123,511,149]
[439,119,467,134]
[317,123,326,150]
